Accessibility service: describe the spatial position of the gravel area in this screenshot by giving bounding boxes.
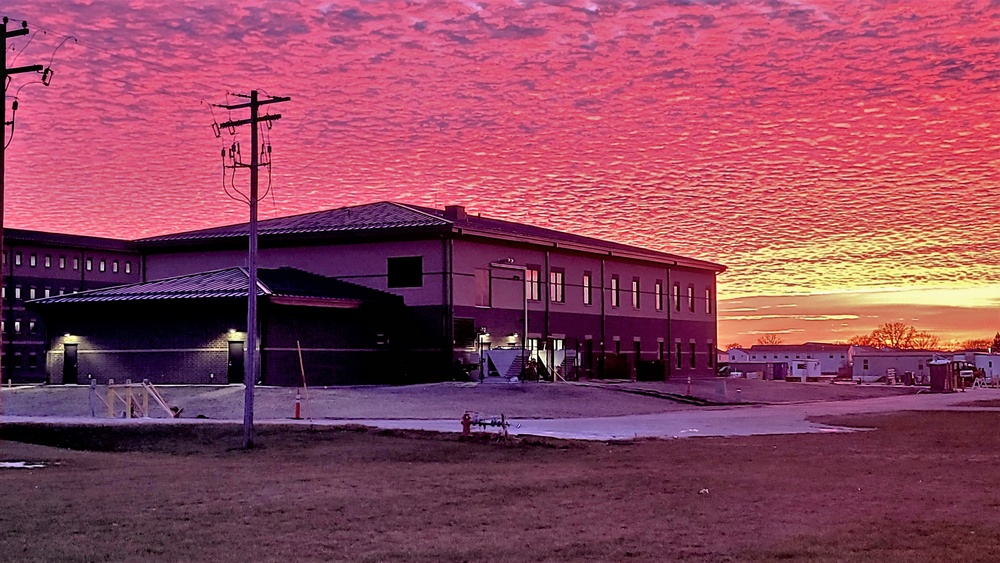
[0,377,921,421]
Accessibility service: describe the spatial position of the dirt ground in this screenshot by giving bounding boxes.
[0,377,918,421]
[3,411,1000,562]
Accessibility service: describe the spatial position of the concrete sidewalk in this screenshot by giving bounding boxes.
[3,387,997,441]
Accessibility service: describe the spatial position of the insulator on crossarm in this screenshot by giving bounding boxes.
[41,68,53,86]
[212,123,221,138]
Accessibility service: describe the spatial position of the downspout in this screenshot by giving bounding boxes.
[600,258,606,379]
[544,250,550,379]
[666,265,672,380]
[4,244,13,382]
[446,237,454,370]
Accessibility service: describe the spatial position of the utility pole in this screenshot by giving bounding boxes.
[213,90,289,449]
[2,17,43,387]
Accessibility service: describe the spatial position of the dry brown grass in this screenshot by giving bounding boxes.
[3,412,1000,562]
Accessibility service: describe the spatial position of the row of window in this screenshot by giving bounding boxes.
[2,286,73,301]
[527,268,712,314]
[748,354,847,360]
[522,337,716,370]
[8,252,134,274]
[2,318,39,335]
[1,352,40,370]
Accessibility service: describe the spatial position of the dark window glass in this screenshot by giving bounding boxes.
[387,256,423,288]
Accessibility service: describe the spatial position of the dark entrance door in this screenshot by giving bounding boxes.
[228,341,245,384]
[63,343,78,384]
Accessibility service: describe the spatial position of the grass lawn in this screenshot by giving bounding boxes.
[3,412,1000,562]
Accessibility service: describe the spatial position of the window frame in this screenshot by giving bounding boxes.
[386,256,423,288]
[549,268,565,303]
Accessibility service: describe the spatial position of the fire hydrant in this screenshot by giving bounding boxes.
[461,412,472,436]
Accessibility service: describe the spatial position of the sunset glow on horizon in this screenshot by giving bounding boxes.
[3,0,999,346]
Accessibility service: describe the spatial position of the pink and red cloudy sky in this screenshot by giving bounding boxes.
[3,0,999,346]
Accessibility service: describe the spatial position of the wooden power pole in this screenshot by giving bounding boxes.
[214,90,289,449]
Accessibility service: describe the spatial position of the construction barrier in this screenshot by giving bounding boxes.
[90,379,179,418]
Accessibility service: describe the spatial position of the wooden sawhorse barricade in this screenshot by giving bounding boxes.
[90,379,180,418]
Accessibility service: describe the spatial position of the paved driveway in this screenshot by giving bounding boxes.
[3,385,997,441]
[326,388,1000,440]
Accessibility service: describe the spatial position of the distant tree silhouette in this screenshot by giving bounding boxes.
[725,342,743,350]
[848,322,940,350]
[992,332,1000,353]
[959,338,992,351]
[756,333,783,345]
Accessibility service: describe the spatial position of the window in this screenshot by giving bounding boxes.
[610,275,620,308]
[113,260,119,273]
[690,342,697,368]
[525,267,540,301]
[673,282,681,312]
[29,254,36,267]
[658,341,665,361]
[386,256,422,288]
[28,353,37,369]
[549,269,564,303]
[28,287,35,299]
[44,288,50,298]
[1,287,4,299]
[631,277,640,309]
[655,280,663,311]
[863,359,869,370]
[125,261,132,274]
[99,259,107,272]
[582,272,592,305]
[13,319,21,334]
[14,252,21,266]
[13,353,22,369]
[676,342,683,369]
[14,286,21,299]
[44,255,51,268]
[708,344,715,368]
[614,340,621,355]
[28,320,36,334]
[452,317,476,348]
[687,285,695,312]
[86,258,93,271]
[475,268,491,307]
[59,256,66,269]
[705,288,712,314]
[73,257,79,270]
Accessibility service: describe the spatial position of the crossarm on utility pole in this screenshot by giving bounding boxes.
[217,114,282,129]
[2,64,42,76]
[213,96,291,111]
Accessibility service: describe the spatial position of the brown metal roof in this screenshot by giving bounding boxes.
[28,267,399,305]
[135,202,448,244]
[135,201,725,272]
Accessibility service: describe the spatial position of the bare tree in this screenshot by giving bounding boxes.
[849,322,941,350]
[848,334,879,347]
[959,338,991,351]
[756,333,783,345]
[992,332,1000,353]
[871,322,917,348]
[911,332,941,350]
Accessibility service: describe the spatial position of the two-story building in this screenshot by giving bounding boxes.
[33,202,725,385]
[2,229,141,382]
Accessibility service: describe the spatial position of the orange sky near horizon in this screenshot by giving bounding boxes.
[3,0,999,346]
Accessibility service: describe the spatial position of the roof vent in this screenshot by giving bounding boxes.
[444,205,467,221]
